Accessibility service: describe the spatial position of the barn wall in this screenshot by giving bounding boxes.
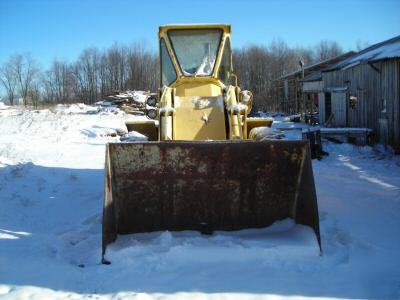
[303,81,323,92]
[381,59,400,151]
[331,91,347,127]
[322,58,400,151]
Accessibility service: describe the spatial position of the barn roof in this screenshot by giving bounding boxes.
[277,51,355,81]
[324,35,400,72]
[301,70,324,82]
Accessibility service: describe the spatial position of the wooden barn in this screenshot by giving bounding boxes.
[318,36,400,152]
[271,52,354,114]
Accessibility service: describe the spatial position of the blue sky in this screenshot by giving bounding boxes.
[0,0,399,68]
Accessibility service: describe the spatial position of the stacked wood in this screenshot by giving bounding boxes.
[100,90,154,115]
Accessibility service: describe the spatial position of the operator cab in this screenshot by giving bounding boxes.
[159,25,232,87]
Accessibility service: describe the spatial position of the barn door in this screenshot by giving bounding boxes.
[332,91,347,127]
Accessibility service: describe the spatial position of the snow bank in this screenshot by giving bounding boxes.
[52,103,122,115]
[120,131,148,142]
[0,106,129,168]
[0,101,9,110]
[80,125,127,139]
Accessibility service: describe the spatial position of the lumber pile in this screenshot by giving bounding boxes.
[99,90,154,115]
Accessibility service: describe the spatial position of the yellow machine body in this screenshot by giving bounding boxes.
[103,24,321,262]
[126,24,255,141]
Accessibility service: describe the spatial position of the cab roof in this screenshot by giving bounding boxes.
[159,24,231,37]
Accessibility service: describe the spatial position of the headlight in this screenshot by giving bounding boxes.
[146,109,158,119]
[146,96,157,107]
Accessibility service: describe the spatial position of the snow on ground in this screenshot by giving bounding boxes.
[0,106,400,299]
[0,102,9,110]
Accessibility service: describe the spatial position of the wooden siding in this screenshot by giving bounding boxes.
[332,91,347,127]
[303,81,323,92]
[322,58,400,151]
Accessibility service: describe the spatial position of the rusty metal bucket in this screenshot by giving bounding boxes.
[102,140,321,260]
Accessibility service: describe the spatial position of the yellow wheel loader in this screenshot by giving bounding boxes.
[102,24,321,262]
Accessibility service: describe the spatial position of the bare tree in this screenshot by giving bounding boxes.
[126,42,158,92]
[45,59,73,103]
[233,39,312,111]
[98,51,109,97]
[293,46,314,66]
[314,40,343,62]
[29,81,41,108]
[355,39,370,51]
[107,43,126,92]
[42,70,56,103]
[73,48,100,104]
[0,57,17,105]
[14,54,39,105]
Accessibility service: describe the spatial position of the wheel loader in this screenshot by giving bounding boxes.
[102,24,321,262]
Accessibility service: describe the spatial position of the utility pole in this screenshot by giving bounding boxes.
[299,60,305,122]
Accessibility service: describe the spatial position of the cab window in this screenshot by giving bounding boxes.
[168,29,222,76]
[218,38,232,85]
[160,38,177,86]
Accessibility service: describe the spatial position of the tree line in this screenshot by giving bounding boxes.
[0,39,345,109]
[0,42,158,106]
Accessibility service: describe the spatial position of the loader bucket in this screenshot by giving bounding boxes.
[102,140,321,259]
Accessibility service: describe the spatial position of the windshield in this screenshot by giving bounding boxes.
[168,29,222,76]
